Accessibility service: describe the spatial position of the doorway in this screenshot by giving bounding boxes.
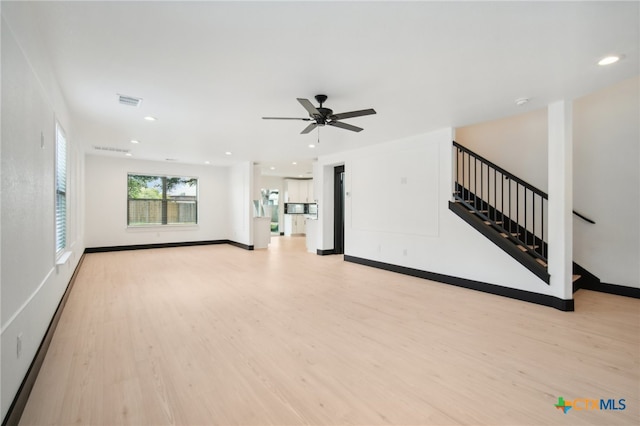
[334,165,345,254]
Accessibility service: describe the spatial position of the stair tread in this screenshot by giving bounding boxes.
[536,258,548,267]
[500,232,521,238]
[573,274,581,282]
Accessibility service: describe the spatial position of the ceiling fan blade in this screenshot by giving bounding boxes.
[297,98,321,116]
[262,117,312,121]
[330,108,376,121]
[301,122,318,134]
[328,121,363,132]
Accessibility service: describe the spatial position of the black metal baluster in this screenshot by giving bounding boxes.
[507,178,511,232]
[474,157,477,208]
[493,169,498,222]
[540,199,549,261]
[455,148,459,196]
[467,152,471,205]
[501,174,505,226]
[516,184,519,237]
[524,188,528,249]
[532,194,536,255]
[480,162,483,211]
[460,152,469,200]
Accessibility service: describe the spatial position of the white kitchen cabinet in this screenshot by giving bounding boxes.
[283,214,306,236]
[306,179,314,203]
[285,179,313,202]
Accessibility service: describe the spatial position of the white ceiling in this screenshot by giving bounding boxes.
[8,1,639,178]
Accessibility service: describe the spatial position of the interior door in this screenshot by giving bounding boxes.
[334,165,345,254]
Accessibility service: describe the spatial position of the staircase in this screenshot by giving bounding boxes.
[449,141,595,288]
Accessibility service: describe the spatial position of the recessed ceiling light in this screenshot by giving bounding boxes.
[125,153,132,157]
[308,144,316,149]
[292,161,297,165]
[144,116,157,121]
[205,161,210,165]
[598,55,622,66]
[130,139,140,144]
[270,166,276,170]
[515,98,530,107]
[298,175,303,177]
[225,151,232,156]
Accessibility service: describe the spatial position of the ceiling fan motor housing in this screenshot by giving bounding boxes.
[315,94,328,105]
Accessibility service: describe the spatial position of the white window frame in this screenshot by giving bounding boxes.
[127,173,199,227]
[55,122,67,256]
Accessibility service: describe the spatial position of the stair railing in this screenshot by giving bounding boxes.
[453,141,548,263]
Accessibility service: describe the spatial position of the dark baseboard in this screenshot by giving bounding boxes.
[317,249,336,256]
[85,239,253,253]
[344,255,574,312]
[572,262,600,292]
[580,281,640,299]
[226,240,254,251]
[2,254,86,426]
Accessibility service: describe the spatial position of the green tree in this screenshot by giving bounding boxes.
[128,175,158,198]
[138,187,162,199]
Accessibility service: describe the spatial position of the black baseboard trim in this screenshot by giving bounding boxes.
[317,249,336,256]
[344,255,574,312]
[2,254,87,426]
[85,239,254,253]
[580,281,640,299]
[226,240,254,251]
[572,262,600,292]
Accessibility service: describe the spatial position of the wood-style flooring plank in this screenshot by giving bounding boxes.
[19,236,639,425]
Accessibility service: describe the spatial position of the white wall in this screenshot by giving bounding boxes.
[228,162,253,246]
[316,128,555,298]
[1,10,84,420]
[84,155,230,248]
[573,76,639,288]
[456,107,548,192]
[455,76,640,288]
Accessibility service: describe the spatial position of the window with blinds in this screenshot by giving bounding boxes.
[55,123,67,254]
[127,174,198,226]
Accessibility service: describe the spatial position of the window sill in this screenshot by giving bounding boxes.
[56,251,72,266]
[126,224,199,231]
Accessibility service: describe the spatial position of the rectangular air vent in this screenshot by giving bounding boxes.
[117,94,142,107]
[93,146,130,153]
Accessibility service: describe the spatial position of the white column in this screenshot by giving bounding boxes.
[548,101,573,299]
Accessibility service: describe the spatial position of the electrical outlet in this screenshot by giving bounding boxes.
[17,333,23,358]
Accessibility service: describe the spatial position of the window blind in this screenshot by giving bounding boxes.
[55,124,67,253]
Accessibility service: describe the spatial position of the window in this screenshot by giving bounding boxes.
[55,123,67,253]
[127,174,198,226]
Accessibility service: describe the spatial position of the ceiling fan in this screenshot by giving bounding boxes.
[263,94,376,134]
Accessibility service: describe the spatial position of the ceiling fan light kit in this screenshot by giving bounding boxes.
[263,94,376,135]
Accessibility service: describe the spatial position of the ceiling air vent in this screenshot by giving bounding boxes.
[93,146,130,153]
[117,94,142,107]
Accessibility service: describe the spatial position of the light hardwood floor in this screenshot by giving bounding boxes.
[20,237,639,425]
